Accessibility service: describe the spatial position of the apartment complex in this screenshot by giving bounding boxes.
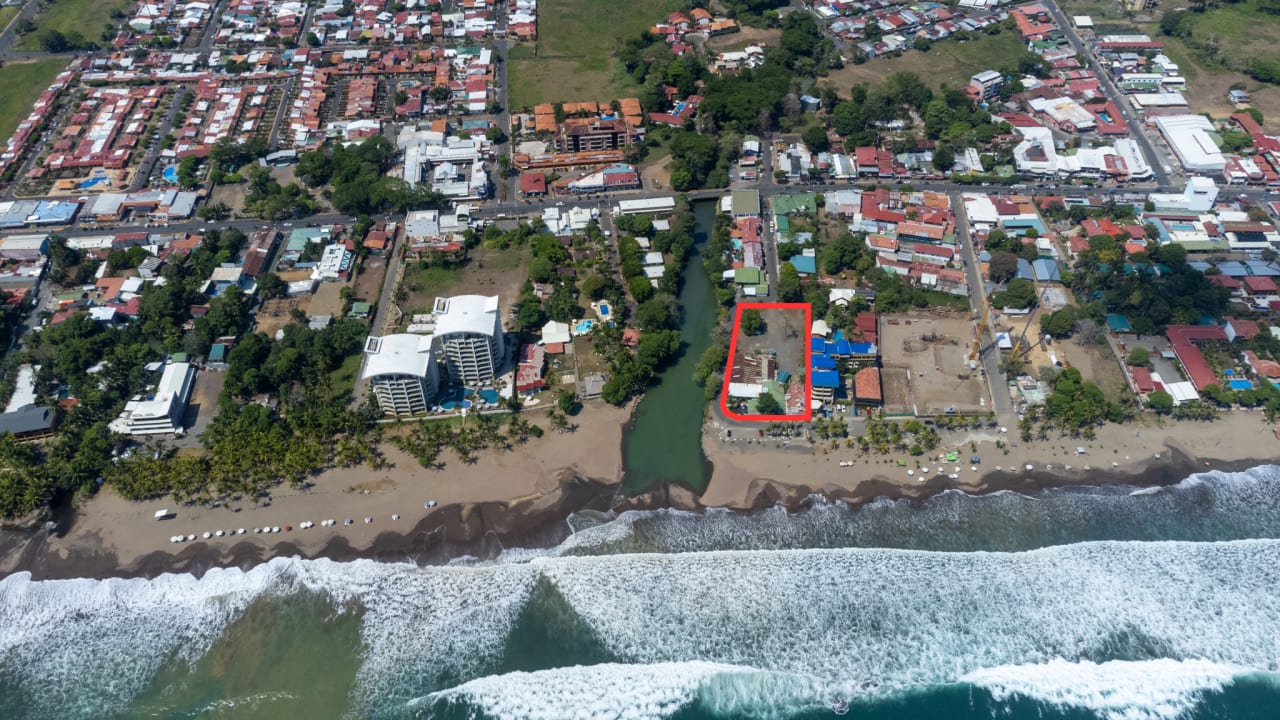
[433,294,505,385]
[109,362,195,435]
[553,117,642,153]
[362,334,439,415]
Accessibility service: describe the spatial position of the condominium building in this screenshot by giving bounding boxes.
[433,295,505,385]
[109,362,195,435]
[362,334,439,415]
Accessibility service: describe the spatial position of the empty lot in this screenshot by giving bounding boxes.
[879,311,989,416]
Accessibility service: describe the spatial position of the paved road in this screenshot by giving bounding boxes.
[130,89,191,192]
[950,190,1013,418]
[0,0,41,61]
[1041,0,1170,185]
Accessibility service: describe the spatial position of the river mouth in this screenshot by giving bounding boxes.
[620,199,719,496]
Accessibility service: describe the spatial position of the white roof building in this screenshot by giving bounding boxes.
[362,334,439,415]
[1149,177,1219,213]
[1154,115,1226,173]
[433,295,505,385]
[541,320,571,345]
[109,362,195,435]
[311,243,350,281]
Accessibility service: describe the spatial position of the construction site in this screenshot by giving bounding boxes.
[879,310,991,417]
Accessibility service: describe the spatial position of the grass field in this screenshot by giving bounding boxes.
[16,0,131,50]
[507,0,681,109]
[0,58,68,143]
[1145,30,1280,124]
[0,6,20,31]
[1165,0,1280,72]
[827,31,1026,90]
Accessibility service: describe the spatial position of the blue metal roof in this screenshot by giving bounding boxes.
[811,355,837,370]
[810,337,826,353]
[789,255,817,274]
[811,370,841,388]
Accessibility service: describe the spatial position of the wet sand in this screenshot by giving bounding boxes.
[3,405,1277,581]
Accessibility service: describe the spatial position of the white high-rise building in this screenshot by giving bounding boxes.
[109,362,195,435]
[362,334,439,415]
[433,295,505,385]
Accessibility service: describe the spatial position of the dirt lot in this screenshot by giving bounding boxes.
[704,26,780,52]
[879,311,989,416]
[735,307,807,382]
[399,246,531,329]
[352,253,388,306]
[255,295,310,337]
[176,369,226,447]
[310,281,348,319]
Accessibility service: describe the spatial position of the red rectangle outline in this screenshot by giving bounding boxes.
[719,301,813,422]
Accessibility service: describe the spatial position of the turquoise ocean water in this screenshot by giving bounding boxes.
[3,466,1280,719]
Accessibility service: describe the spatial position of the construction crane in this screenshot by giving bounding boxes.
[970,279,1006,362]
[1008,305,1041,359]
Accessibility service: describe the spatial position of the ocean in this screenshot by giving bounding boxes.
[4,466,1280,719]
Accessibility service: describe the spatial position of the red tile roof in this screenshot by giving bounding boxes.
[1128,365,1155,393]
[1166,325,1228,391]
[1244,276,1277,293]
[854,367,881,402]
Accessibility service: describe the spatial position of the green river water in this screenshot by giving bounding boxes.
[619,199,718,495]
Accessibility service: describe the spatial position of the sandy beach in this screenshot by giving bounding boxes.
[1,402,628,580]
[2,403,1277,580]
[697,409,1276,509]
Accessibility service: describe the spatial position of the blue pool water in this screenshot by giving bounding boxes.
[1228,379,1253,390]
[478,389,499,404]
[162,166,178,183]
[574,319,595,334]
[1169,223,1196,232]
[599,304,610,317]
[78,176,108,190]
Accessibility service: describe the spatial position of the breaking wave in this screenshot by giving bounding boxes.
[542,465,1280,558]
[4,466,1280,718]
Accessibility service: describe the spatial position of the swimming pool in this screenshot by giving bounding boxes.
[78,176,109,190]
[1228,379,1253,390]
[1169,223,1196,232]
[598,304,610,317]
[574,319,595,335]
[478,389,499,404]
[162,166,179,183]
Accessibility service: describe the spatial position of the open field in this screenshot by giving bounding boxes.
[0,58,67,143]
[16,0,132,50]
[506,0,680,109]
[1161,0,1280,73]
[828,31,1025,90]
[0,6,19,30]
[879,311,989,416]
[1154,36,1280,122]
[398,246,530,325]
[705,26,780,52]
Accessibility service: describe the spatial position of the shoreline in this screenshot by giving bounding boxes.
[1,408,1277,582]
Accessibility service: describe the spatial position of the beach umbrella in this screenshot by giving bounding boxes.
[202,531,211,539]
[186,534,196,541]
[1025,464,1034,471]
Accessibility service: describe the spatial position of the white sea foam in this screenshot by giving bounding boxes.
[529,539,1280,699]
[0,556,539,720]
[8,466,1280,719]
[963,658,1252,720]
[0,558,297,718]
[425,661,821,720]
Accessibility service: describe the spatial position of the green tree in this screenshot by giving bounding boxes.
[778,263,802,302]
[1126,347,1150,366]
[740,308,764,336]
[1147,390,1174,412]
[756,392,782,415]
